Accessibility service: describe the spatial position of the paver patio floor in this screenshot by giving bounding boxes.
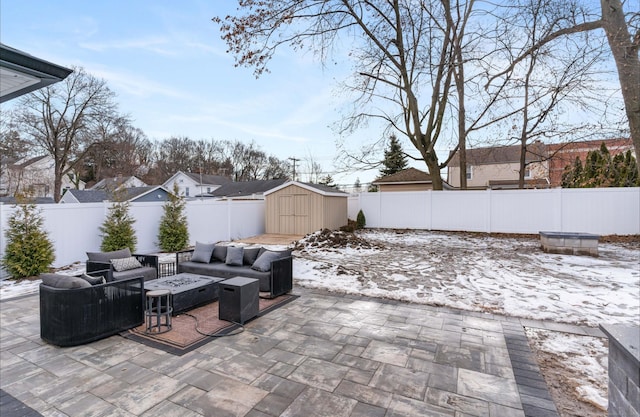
[0,286,588,416]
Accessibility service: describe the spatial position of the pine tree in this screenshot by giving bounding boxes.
[353,178,362,193]
[319,174,335,187]
[100,200,137,252]
[562,143,639,188]
[158,185,189,252]
[380,134,408,176]
[1,202,55,278]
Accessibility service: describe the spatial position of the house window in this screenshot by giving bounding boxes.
[185,187,190,197]
[524,168,531,179]
[207,187,211,193]
[466,166,473,180]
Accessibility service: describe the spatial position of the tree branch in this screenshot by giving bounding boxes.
[485,20,604,88]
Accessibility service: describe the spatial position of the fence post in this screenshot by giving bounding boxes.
[487,189,492,233]
[227,199,232,241]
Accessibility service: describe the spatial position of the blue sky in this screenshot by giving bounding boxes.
[0,0,399,187]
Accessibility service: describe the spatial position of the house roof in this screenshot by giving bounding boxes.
[208,178,288,198]
[184,172,232,185]
[63,186,169,203]
[373,168,433,184]
[13,155,49,168]
[0,196,55,204]
[488,179,550,189]
[90,176,146,191]
[264,181,348,197]
[1,43,73,103]
[448,142,547,167]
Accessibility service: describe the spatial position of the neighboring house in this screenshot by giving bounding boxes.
[447,138,635,189]
[59,186,171,204]
[372,168,443,191]
[163,171,232,198]
[447,142,549,189]
[203,178,288,199]
[0,156,14,196]
[1,155,84,198]
[90,175,147,191]
[546,138,635,187]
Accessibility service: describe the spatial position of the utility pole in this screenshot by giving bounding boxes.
[289,157,300,181]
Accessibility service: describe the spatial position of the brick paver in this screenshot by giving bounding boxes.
[0,287,577,416]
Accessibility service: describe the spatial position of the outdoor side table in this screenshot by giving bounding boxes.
[145,289,172,334]
[219,277,259,325]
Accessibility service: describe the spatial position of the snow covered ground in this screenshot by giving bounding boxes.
[1,230,637,415]
[291,229,638,416]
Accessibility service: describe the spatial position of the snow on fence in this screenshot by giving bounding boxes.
[0,187,637,277]
[348,187,640,236]
[0,199,265,273]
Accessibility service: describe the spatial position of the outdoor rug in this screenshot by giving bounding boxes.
[122,294,297,355]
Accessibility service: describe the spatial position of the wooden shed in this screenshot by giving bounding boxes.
[264,181,348,235]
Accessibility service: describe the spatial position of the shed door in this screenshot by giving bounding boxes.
[279,194,310,234]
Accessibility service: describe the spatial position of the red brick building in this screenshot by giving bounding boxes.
[547,138,635,187]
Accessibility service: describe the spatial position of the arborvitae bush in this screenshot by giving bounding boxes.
[100,201,137,252]
[158,186,189,252]
[356,209,366,230]
[2,202,55,278]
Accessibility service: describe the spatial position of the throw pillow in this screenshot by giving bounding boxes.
[86,248,131,263]
[225,246,244,266]
[80,273,106,285]
[40,273,92,289]
[111,256,143,272]
[191,241,215,263]
[212,245,228,262]
[251,250,282,272]
[243,247,261,265]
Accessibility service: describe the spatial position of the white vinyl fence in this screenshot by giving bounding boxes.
[348,187,640,236]
[1,187,638,278]
[0,199,265,274]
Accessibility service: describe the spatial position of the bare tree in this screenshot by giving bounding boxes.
[488,0,640,176]
[16,67,119,201]
[497,0,610,187]
[214,0,480,190]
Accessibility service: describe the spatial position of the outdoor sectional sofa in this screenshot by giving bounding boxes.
[39,270,145,347]
[176,243,293,298]
[85,248,158,282]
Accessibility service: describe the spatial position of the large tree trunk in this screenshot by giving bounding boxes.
[601,0,640,176]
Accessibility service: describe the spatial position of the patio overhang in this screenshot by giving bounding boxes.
[0,43,73,103]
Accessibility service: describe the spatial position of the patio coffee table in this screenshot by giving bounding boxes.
[144,273,225,315]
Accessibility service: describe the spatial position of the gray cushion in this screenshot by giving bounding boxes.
[225,246,244,266]
[191,242,215,263]
[243,247,261,265]
[113,266,156,282]
[212,245,227,262]
[80,273,105,285]
[41,273,92,289]
[251,250,282,272]
[111,256,143,272]
[87,248,131,263]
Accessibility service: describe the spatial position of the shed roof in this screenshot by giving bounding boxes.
[264,181,348,197]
